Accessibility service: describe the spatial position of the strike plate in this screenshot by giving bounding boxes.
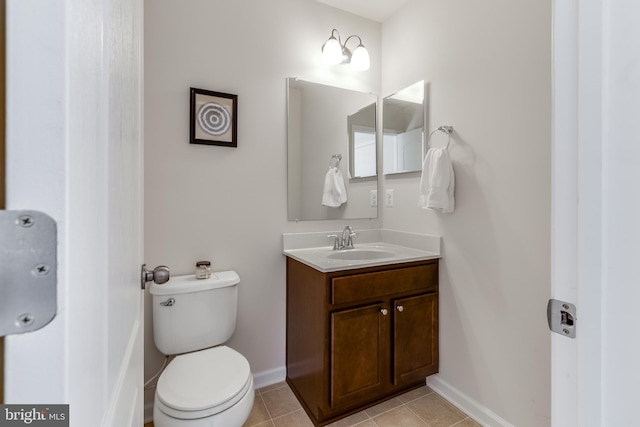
[547,298,576,338]
[0,210,57,336]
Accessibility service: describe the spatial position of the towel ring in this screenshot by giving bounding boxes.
[329,154,342,168]
[427,125,454,149]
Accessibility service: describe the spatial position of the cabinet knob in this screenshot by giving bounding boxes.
[380,308,389,316]
[396,305,404,312]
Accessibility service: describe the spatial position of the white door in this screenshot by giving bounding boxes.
[5,0,144,425]
[551,1,583,425]
[552,0,640,425]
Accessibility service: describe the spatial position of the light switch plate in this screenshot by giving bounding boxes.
[370,190,378,207]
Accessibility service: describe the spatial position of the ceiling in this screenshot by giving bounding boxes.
[314,0,410,23]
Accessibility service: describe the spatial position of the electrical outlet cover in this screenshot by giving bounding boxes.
[385,189,394,207]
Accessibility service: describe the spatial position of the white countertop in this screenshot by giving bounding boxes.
[282,229,441,273]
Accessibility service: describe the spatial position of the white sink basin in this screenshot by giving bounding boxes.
[327,249,396,261]
[283,239,440,273]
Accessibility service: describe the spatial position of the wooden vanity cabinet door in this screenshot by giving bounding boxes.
[393,293,439,386]
[330,303,390,409]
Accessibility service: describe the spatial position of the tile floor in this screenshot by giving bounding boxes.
[146,382,480,427]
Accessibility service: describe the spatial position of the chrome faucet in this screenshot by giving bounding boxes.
[328,226,357,250]
[342,226,356,249]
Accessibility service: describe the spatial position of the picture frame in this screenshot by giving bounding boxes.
[190,87,238,147]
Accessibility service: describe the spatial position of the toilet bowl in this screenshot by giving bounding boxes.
[153,347,254,426]
[150,272,254,427]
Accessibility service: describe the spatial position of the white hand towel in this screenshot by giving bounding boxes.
[333,168,348,204]
[322,166,348,207]
[418,147,455,213]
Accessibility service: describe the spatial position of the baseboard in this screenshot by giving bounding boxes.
[143,366,287,423]
[144,401,153,424]
[253,365,287,390]
[426,375,514,427]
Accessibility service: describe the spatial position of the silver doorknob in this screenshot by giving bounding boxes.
[380,308,389,316]
[397,305,404,312]
[141,264,171,289]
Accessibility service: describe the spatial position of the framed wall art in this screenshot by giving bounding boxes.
[190,87,238,147]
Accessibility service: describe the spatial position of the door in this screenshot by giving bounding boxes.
[0,0,6,405]
[330,303,390,409]
[552,0,640,425]
[393,293,438,385]
[4,1,144,425]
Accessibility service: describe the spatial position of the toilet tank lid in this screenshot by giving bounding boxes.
[149,271,239,296]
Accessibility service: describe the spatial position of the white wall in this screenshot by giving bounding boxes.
[381,1,551,426]
[143,0,381,412]
[145,0,552,424]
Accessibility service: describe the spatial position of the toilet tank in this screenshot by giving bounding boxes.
[149,271,240,355]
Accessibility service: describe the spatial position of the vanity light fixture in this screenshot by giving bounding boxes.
[321,29,370,71]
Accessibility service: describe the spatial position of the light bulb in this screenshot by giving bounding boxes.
[322,37,343,65]
[350,44,370,71]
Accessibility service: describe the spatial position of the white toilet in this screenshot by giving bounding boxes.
[150,271,254,427]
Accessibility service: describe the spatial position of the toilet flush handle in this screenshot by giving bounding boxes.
[159,298,175,307]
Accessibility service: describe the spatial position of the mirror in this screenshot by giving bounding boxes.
[287,78,378,221]
[382,81,425,175]
[348,103,377,179]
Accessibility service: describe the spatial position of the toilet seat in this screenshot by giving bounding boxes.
[155,346,252,420]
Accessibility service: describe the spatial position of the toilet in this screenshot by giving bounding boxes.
[150,271,254,427]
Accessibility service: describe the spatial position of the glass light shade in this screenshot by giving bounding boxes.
[322,37,343,65]
[350,44,370,71]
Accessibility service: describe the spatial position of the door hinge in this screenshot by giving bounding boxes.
[0,210,58,336]
[547,299,576,338]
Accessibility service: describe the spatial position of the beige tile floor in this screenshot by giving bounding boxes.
[145,382,481,427]
[243,382,480,427]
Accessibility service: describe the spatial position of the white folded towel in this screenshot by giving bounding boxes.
[322,166,348,207]
[418,147,455,213]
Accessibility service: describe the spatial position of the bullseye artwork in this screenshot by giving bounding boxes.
[190,87,238,147]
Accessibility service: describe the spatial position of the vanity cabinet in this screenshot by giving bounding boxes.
[286,257,439,426]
